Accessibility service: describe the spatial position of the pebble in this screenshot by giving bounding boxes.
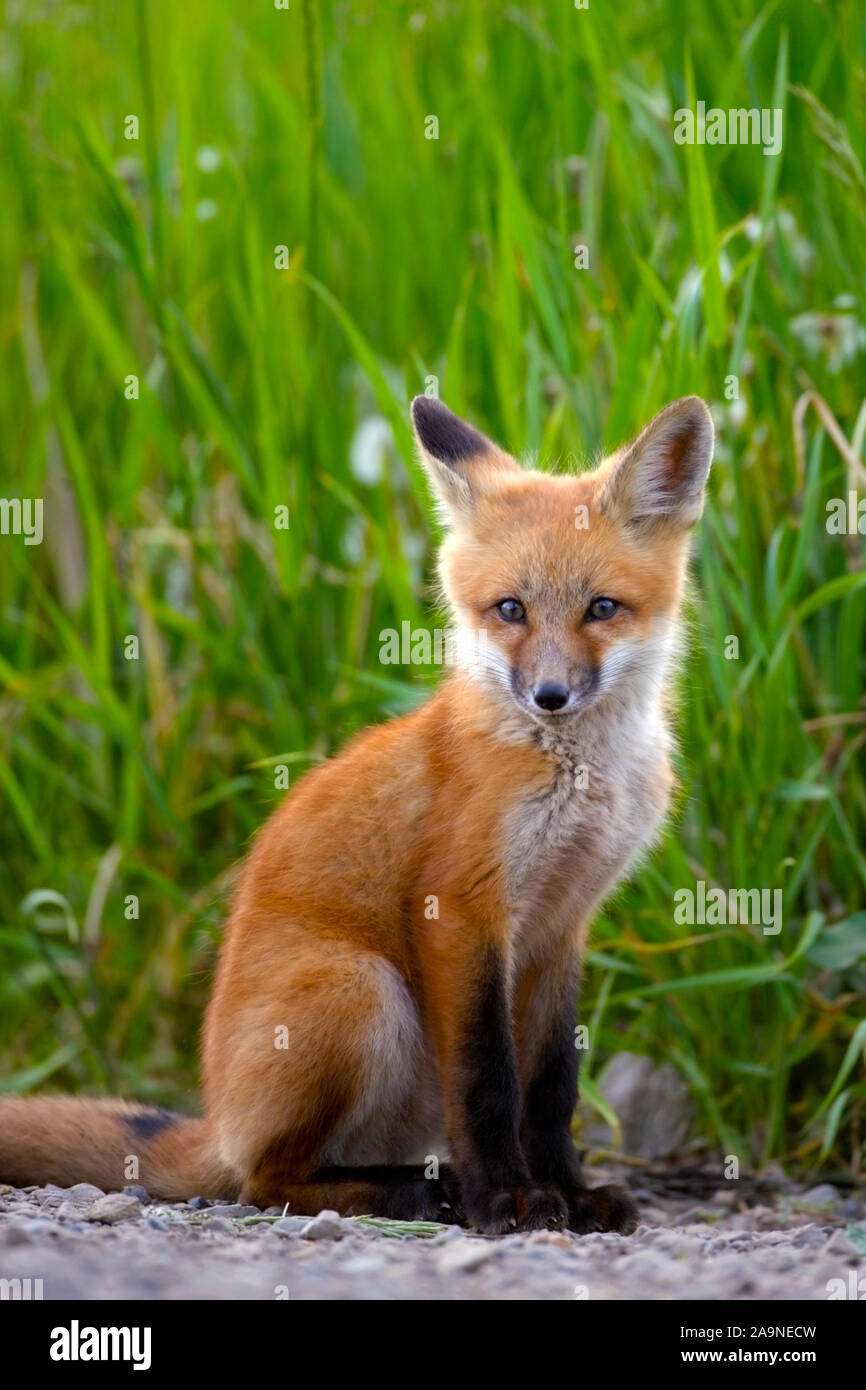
[795,1224,833,1248]
[33,1189,63,1207]
[57,1201,85,1220]
[65,1183,105,1205]
[300,1210,345,1241]
[437,1239,496,1274]
[273,1216,314,1237]
[202,1217,237,1236]
[198,1204,260,1220]
[799,1184,840,1208]
[822,1227,858,1257]
[122,1185,152,1204]
[85,1194,143,1225]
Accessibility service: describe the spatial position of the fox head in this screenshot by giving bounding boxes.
[411,394,713,726]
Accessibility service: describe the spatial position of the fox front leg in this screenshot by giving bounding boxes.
[425,917,568,1235]
[518,953,638,1235]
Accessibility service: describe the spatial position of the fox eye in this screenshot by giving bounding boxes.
[586,597,619,621]
[496,598,526,623]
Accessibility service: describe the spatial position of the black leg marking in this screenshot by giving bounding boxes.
[460,949,527,1193]
[454,949,566,1233]
[521,973,639,1235]
[521,972,584,1189]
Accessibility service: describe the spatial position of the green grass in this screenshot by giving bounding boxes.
[0,0,864,1173]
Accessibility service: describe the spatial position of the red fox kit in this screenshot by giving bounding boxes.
[0,395,713,1234]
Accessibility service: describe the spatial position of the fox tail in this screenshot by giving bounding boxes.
[0,1096,237,1200]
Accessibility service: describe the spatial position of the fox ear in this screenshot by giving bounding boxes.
[411,396,519,526]
[600,396,714,531]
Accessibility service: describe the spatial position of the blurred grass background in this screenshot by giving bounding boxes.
[0,0,864,1174]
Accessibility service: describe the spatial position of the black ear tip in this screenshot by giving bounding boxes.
[410,396,489,464]
[410,394,444,426]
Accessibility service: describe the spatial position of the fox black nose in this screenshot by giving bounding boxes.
[533,683,569,712]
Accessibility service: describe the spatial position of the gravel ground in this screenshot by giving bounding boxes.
[1,1171,863,1301]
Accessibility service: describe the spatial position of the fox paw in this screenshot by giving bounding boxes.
[466,1184,568,1235]
[383,1177,464,1224]
[564,1183,638,1235]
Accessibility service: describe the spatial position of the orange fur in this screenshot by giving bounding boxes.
[0,396,713,1230]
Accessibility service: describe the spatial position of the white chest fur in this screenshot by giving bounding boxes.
[504,696,673,942]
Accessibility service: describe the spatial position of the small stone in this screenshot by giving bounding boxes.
[187,1196,210,1209]
[799,1184,840,1209]
[85,1193,142,1225]
[587,1053,695,1159]
[33,1190,62,1207]
[65,1183,105,1205]
[300,1210,345,1241]
[122,1185,151,1204]
[202,1216,236,1236]
[823,1227,857,1256]
[273,1216,313,1237]
[791,1224,827,1249]
[146,1216,169,1231]
[437,1239,495,1274]
[199,1203,259,1220]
